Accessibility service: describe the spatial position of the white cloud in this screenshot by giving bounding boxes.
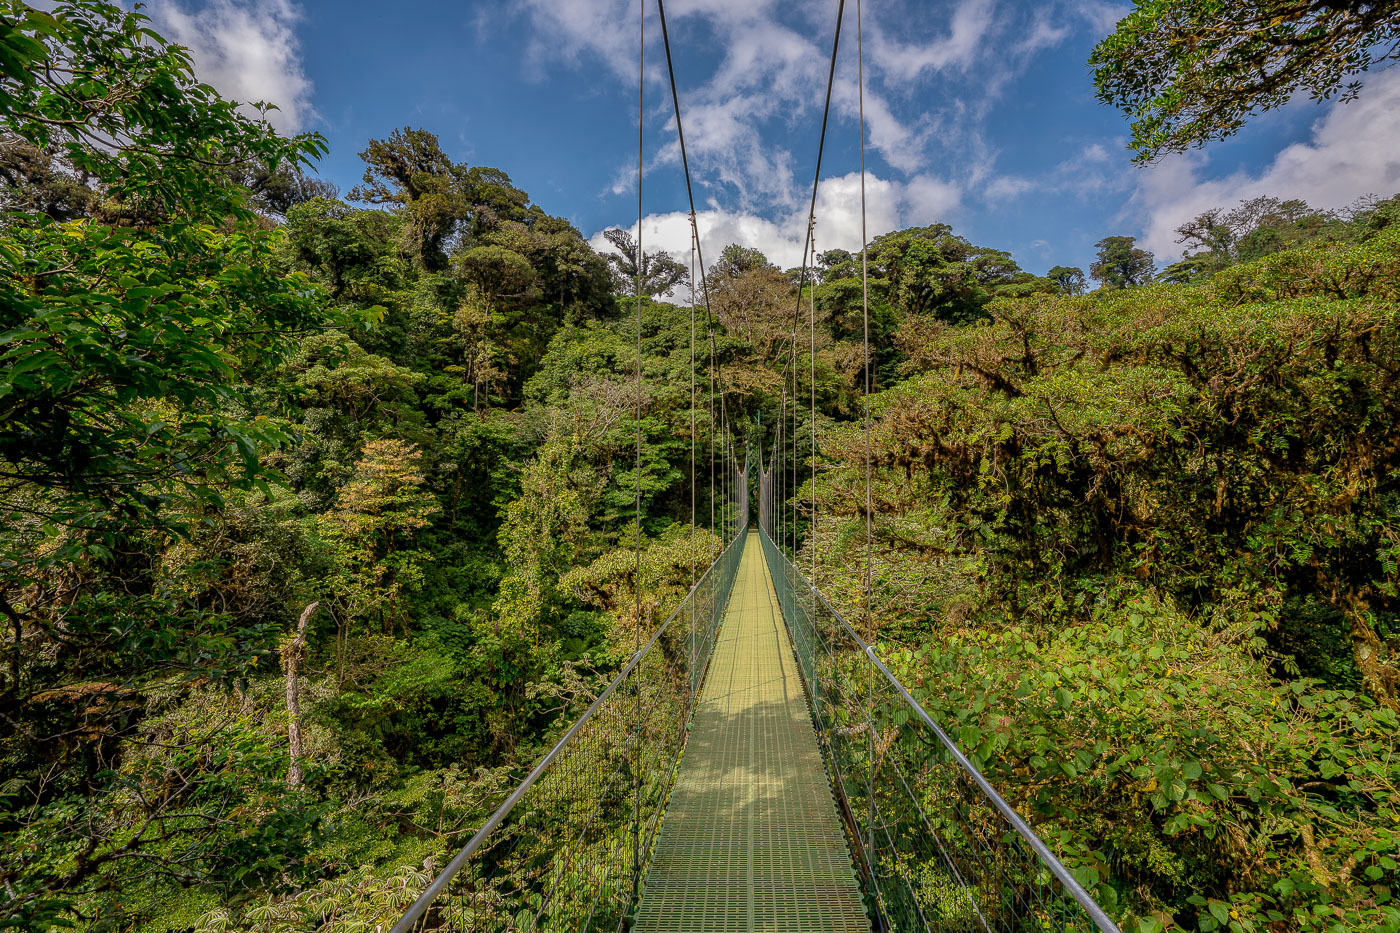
[146,0,314,133]
[1069,0,1130,36]
[903,174,963,222]
[871,0,998,81]
[591,169,962,272]
[515,0,637,82]
[513,0,935,208]
[1134,67,1400,261]
[1014,14,1072,57]
[985,175,1034,201]
[512,0,1133,255]
[1080,143,1111,163]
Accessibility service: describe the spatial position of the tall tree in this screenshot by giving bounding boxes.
[1091,1,1400,162]
[349,126,464,270]
[1046,265,1087,296]
[600,227,690,297]
[1175,195,1336,268]
[1090,236,1156,288]
[0,2,332,925]
[868,224,1025,324]
[708,257,797,365]
[321,439,440,640]
[711,243,774,280]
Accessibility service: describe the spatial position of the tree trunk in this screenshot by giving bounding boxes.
[282,602,319,789]
[1346,594,1400,713]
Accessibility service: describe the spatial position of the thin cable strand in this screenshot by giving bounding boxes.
[856,0,875,872]
[810,223,817,585]
[631,0,644,899]
[775,0,846,559]
[689,221,697,697]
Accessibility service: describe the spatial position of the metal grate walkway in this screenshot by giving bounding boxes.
[633,531,869,933]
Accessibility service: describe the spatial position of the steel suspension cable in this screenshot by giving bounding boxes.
[773,0,845,565]
[631,0,645,900]
[856,0,876,875]
[809,223,817,585]
[791,319,798,559]
[655,0,738,548]
[690,218,697,696]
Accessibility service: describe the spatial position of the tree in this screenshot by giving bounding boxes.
[227,161,338,217]
[600,227,690,297]
[816,248,856,282]
[1046,265,1087,296]
[818,230,1400,930]
[349,126,464,270]
[0,138,97,220]
[461,165,531,235]
[0,2,327,218]
[711,243,774,281]
[868,224,1026,323]
[1157,254,1217,285]
[708,260,797,365]
[282,602,320,788]
[456,244,536,313]
[453,245,537,409]
[284,196,402,300]
[1091,1,1400,162]
[1174,196,1337,270]
[321,440,440,646]
[1090,236,1155,288]
[0,2,332,925]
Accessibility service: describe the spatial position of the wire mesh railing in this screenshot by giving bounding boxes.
[754,498,1119,933]
[390,487,748,933]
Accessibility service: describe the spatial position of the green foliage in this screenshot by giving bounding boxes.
[1048,265,1088,296]
[0,1,326,218]
[349,127,463,271]
[320,439,439,636]
[819,231,1400,931]
[1091,1,1400,162]
[599,227,690,297]
[0,5,338,925]
[1091,235,1156,288]
[895,601,1400,932]
[283,196,401,300]
[869,224,1027,324]
[6,6,1399,930]
[1166,193,1400,284]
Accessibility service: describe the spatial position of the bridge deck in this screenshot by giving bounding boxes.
[634,531,869,933]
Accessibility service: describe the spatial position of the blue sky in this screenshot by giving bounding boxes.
[145,0,1400,276]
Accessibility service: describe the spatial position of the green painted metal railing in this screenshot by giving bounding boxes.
[755,508,1120,933]
[389,468,749,933]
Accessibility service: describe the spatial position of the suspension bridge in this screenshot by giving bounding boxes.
[389,1,1122,930]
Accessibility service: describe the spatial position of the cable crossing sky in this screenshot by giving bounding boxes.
[388,2,1123,931]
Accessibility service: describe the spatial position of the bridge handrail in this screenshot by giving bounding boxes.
[758,525,1121,933]
[390,520,750,933]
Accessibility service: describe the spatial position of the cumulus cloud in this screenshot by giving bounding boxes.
[146,0,314,133]
[1133,67,1400,261]
[512,0,1090,212]
[591,169,962,272]
[511,0,1141,257]
[984,175,1034,201]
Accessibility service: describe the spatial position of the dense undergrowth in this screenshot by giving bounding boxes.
[1,3,1397,932]
[813,232,1400,932]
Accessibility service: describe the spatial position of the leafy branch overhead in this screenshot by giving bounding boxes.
[3,2,1400,932]
[1091,0,1400,162]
